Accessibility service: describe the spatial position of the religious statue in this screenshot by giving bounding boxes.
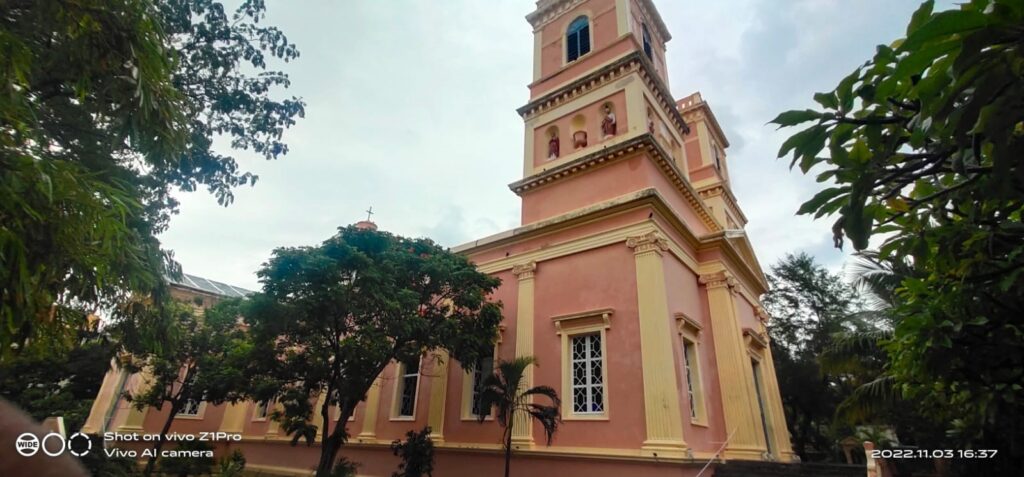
[548,134,560,160]
[573,130,588,149]
[601,105,616,138]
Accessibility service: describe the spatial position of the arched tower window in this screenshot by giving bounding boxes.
[566,16,591,62]
[642,23,653,60]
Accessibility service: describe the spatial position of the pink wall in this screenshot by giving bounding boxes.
[531,244,645,448]
[520,153,711,237]
[662,255,728,450]
[467,209,650,265]
[534,91,628,168]
[535,0,620,92]
[627,0,670,87]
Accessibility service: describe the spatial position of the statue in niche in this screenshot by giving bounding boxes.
[647,109,655,134]
[601,105,617,138]
[573,130,588,149]
[547,133,560,160]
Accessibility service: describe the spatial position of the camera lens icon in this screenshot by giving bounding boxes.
[16,433,39,457]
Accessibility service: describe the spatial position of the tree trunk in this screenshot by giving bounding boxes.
[143,400,181,477]
[314,406,354,477]
[504,418,513,477]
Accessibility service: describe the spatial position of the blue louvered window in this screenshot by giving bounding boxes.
[566,16,591,62]
[642,23,653,60]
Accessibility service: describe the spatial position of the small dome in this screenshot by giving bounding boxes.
[355,220,378,231]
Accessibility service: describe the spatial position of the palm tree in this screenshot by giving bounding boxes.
[475,356,560,477]
[821,252,902,421]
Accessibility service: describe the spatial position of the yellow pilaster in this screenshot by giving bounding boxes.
[627,232,688,457]
[265,401,283,437]
[754,309,798,461]
[511,261,537,446]
[699,269,765,460]
[117,369,153,433]
[219,402,249,435]
[427,350,450,443]
[314,392,328,440]
[357,378,382,440]
[81,361,124,434]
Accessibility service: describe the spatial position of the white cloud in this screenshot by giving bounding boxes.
[160,0,947,289]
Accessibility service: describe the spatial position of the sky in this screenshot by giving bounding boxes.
[161,0,949,291]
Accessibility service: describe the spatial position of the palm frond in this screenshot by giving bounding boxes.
[525,403,561,445]
[835,375,899,424]
[522,385,560,405]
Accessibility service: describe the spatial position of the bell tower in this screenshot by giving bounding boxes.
[515,0,704,231]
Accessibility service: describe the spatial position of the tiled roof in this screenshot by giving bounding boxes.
[168,273,254,298]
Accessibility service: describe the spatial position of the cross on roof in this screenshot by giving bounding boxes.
[365,206,374,221]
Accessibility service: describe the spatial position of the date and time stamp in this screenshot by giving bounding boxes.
[869,449,999,459]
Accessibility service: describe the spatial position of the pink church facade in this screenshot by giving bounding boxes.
[83,0,796,475]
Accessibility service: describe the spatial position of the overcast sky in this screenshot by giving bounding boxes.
[161,0,949,291]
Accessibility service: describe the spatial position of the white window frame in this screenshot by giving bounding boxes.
[176,398,205,419]
[391,356,421,421]
[676,313,707,425]
[554,308,612,420]
[252,399,273,421]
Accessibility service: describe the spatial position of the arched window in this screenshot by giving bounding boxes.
[642,23,653,60]
[566,16,590,62]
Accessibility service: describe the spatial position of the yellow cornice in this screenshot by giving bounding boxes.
[519,51,690,138]
[455,189,705,275]
[509,133,720,233]
[679,95,730,148]
[697,183,748,225]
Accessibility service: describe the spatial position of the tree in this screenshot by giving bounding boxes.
[242,226,503,477]
[0,0,303,353]
[761,253,871,461]
[391,427,435,477]
[772,0,1024,472]
[475,357,560,477]
[117,297,251,477]
[0,324,118,431]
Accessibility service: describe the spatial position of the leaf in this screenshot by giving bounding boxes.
[907,0,935,36]
[900,10,988,51]
[797,187,849,216]
[771,109,824,128]
[813,92,839,110]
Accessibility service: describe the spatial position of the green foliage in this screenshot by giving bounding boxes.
[329,458,360,477]
[76,434,138,477]
[0,327,117,431]
[762,253,872,461]
[115,297,251,476]
[242,226,503,477]
[158,440,215,477]
[391,427,435,477]
[773,0,1024,472]
[217,449,246,477]
[476,357,560,477]
[0,0,303,353]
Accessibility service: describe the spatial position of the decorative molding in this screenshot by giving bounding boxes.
[518,51,690,138]
[699,270,737,291]
[674,313,703,337]
[744,327,769,351]
[754,306,771,323]
[512,261,538,280]
[526,0,588,30]
[509,134,721,233]
[552,308,613,335]
[697,183,748,224]
[626,231,669,255]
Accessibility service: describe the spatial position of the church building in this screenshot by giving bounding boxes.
[83,0,796,475]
